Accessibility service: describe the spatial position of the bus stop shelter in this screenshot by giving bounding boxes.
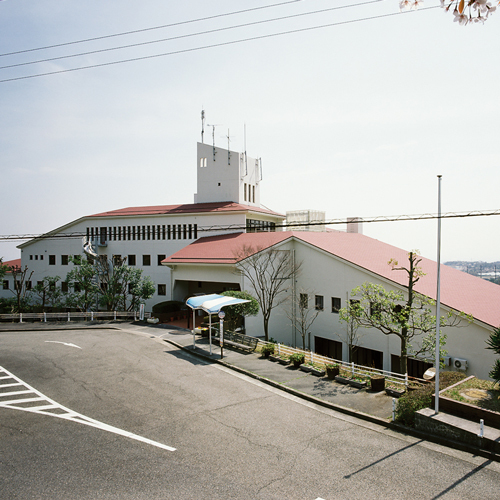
[186,294,250,355]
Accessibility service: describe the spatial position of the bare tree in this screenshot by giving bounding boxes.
[235,245,301,341]
[9,265,34,313]
[286,289,319,350]
[338,298,366,363]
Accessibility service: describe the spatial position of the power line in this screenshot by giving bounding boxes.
[1,208,499,243]
[0,6,438,84]
[0,0,306,57]
[0,0,386,71]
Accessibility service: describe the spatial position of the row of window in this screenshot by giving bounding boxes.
[87,224,198,244]
[29,255,44,261]
[243,183,256,203]
[246,219,276,233]
[45,254,167,267]
[300,294,342,313]
[3,279,168,297]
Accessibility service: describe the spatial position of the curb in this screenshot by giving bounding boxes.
[165,339,500,463]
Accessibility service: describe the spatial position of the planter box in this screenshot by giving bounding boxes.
[299,364,313,373]
[334,375,351,385]
[310,367,325,377]
[386,387,405,398]
[348,379,367,389]
[269,355,280,362]
[370,376,385,392]
[278,358,291,366]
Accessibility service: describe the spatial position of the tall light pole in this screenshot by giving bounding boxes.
[435,175,442,414]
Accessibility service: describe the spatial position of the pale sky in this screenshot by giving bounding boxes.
[1,0,499,264]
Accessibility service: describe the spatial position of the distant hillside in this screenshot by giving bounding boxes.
[445,261,500,284]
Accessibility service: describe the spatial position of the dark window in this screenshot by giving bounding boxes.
[26,281,32,290]
[74,283,81,293]
[331,297,341,313]
[162,225,166,240]
[2,280,8,290]
[29,255,33,260]
[194,224,198,239]
[35,255,38,260]
[73,255,81,265]
[353,347,383,370]
[40,255,43,260]
[49,255,56,265]
[113,255,123,267]
[61,282,69,293]
[315,336,343,361]
[157,284,167,296]
[183,224,187,239]
[188,224,192,239]
[128,255,136,266]
[142,255,151,266]
[315,295,324,311]
[168,225,171,240]
[299,293,308,309]
[128,283,134,294]
[157,254,166,266]
[61,255,69,265]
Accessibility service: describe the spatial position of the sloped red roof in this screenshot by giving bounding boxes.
[164,230,500,328]
[2,258,21,272]
[89,201,284,218]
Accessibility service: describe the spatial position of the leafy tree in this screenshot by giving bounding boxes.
[0,258,7,282]
[343,252,469,374]
[338,299,366,363]
[286,290,320,350]
[220,290,259,331]
[32,276,62,312]
[486,327,500,385]
[234,245,301,341]
[65,258,99,311]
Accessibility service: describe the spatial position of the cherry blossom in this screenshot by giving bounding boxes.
[402,0,498,23]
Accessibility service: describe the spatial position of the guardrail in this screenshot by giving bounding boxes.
[0,311,151,323]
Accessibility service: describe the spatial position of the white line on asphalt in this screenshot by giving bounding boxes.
[0,365,176,452]
[45,341,82,349]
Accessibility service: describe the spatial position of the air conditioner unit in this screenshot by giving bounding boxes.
[442,356,451,367]
[453,358,468,371]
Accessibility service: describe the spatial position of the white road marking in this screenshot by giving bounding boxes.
[45,341,82,349]
[0,365,176,452]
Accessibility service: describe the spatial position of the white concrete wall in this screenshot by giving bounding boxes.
[195,142,260,206]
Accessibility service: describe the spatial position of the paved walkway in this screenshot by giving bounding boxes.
[154,326,395,420]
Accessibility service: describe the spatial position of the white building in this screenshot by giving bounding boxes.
[164,229,500,381]
[3,142,284,309]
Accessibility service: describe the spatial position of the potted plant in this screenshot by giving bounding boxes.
[261,343,275,359]
[385,386,406,398]
[289,352,305,368]
[370,375,385,392]
[325,363,340,380]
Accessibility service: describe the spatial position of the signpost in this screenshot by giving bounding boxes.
[219,310,225,359]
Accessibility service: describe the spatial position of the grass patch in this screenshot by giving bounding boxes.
[442,377,500,413]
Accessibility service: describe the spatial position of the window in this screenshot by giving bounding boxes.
[113,255,123,267]
[244,183,247,201]
[128,283,134,294]
[26,281,32,290]
[252,185,255,203]
[61,282,69,293]
[299,293,308,309]
[61,255,69,265]
[74,283,81,293]
[49,255,56,265]
[29,255,33,260]
[157,254,166,266]
[315,295,324,311]
[73,255,81,265]
[331,297,341,313]
[35,255,38,260]
[40,255,43,260]
[142,255,151,266]
[3,280,8,290]
[128,255,136,266]
[157,284,167,296]
[370,302,381,318]
[183,224,187,239]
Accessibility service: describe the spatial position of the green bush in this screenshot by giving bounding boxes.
[261,343,275,356]
[396,371,467,427]
[289,353,305,364]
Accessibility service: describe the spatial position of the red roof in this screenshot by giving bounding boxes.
[89,202,284,218]
[164,230,500,328]
[2,258,21,271]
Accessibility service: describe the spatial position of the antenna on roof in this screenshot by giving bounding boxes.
[207,123,221,161]
[225,128,234,165]
[201,109,205,144]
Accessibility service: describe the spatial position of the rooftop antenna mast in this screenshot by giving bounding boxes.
[201,109,205,144]
[207,123,220,161]
[225,128,234,165]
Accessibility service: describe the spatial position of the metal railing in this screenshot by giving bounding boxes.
[0,311,151,323]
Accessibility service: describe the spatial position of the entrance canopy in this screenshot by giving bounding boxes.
[186,294,250,314]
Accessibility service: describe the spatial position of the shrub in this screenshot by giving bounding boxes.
[289,353,305,365]
[261,343,275,356]
[396,371,467,427]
